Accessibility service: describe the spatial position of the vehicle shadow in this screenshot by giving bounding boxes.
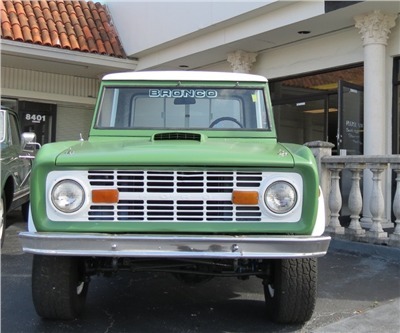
[26,272,303,333]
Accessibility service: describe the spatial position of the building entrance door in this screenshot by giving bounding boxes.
[337,80,364,155]
[18,101,56,145]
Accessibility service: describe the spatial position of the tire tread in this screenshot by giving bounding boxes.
[32,255,88,320]
[264,258,317,324]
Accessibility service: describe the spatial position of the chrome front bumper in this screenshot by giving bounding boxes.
[19,232,331,259]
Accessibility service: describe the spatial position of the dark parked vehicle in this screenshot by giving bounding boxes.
[1,106,35,246]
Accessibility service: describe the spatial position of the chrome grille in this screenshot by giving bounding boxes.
[88,170,263,222]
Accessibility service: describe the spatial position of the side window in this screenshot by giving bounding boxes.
[9,113,21,145]
[0,112,5,142]
[97,88,118,127]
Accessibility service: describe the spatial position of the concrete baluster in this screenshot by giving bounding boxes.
[367,164,388,239]
[389,164,400,246]
[346,163,366,236]
[326,163,345,234]
[304,141,335,227]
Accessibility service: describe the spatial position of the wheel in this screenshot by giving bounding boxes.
[32,255,90,320]
[21,201,30,222]
[209,117,243,128]
[263,258,317,324]
[0,195,6,247]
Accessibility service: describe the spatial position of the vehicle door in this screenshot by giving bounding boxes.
[7,112,31,197]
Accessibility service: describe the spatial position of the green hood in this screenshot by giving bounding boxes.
[54,137,294,168]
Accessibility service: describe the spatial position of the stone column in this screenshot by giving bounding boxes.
[354,11,397,222]
[227,50,257,73]
[354,10,396,156]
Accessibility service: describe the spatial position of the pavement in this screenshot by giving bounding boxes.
[2,210,400,333]
[313,239,400,333]
[313,297,400,333]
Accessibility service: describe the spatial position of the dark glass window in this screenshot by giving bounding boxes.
[269,65,364,154]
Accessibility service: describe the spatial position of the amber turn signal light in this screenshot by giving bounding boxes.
[92,189,119,203]
[232,190,259,205]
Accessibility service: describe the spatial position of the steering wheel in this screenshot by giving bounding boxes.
[209,117,243,128]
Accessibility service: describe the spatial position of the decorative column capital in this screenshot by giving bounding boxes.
[354,10,397,46]
[227,50,257,73]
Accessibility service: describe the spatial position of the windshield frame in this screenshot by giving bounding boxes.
[94,85,271,132]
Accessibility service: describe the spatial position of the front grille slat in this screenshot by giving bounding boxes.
[87,171,263,222]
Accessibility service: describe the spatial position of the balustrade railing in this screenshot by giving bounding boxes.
[306,141,400,248]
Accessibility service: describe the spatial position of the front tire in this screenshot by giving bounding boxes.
[32,255,89,320]
[263,258,317,324]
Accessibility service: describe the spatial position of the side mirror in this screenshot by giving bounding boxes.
[21,132,41,151]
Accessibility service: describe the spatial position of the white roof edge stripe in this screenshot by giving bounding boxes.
[102,71,268,82]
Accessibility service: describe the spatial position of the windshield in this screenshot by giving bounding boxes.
[0,111,5,142]
[96,87,270,130]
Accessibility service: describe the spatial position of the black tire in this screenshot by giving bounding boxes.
[32,255,89,320]
[21,201,29,222]
[263,258,317,324]
[0,195,6,247]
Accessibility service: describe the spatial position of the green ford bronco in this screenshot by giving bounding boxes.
[20,71,330,323]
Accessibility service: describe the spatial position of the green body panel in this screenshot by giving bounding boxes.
[30,138,319,235]
[54,137,293,167]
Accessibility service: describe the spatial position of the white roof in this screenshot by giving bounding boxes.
[102,71,268,82]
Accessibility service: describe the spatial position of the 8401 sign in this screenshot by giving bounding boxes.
[25,114,46,124]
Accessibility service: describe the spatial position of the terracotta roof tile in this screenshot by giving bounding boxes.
[23,2,41,44]
[5,1,24,41]
[1,1,13,39]
[14,0,33,42]
[0,0,126,58]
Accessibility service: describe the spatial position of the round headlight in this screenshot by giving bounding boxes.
[264,181,297,214]
[51,180,85,213]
